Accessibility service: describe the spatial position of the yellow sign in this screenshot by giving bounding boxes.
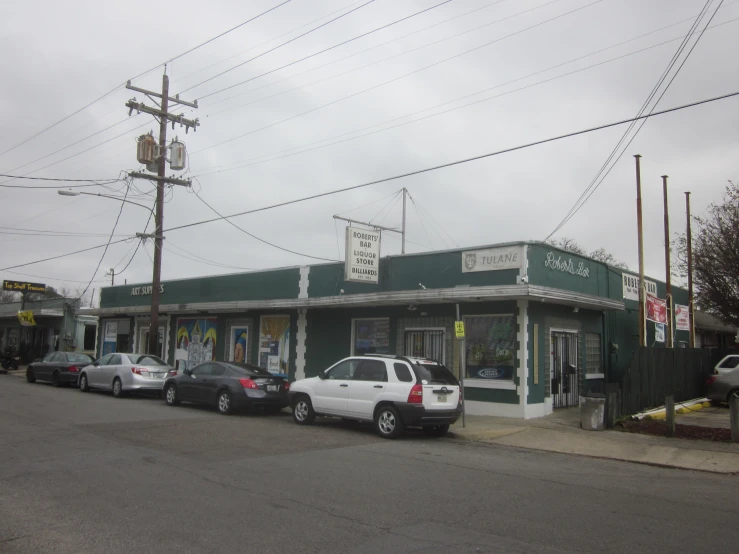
[18,311,36,326]
[454,320,465,339]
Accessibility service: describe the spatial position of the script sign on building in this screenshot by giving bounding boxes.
[344,227,381,284]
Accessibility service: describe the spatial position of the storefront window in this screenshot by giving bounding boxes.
[353,318,390,355]
[586,333,601,375]
[259,316,290,377]
[464,314,516,380]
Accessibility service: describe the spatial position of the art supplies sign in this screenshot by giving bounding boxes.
[622,273,657,302]
[646,295,667,323]
[462,245,523,273]
[345,227,380,284]
[675,304,690,331]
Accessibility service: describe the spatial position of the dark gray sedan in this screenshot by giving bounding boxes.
[706,368,739,404]
[163,361,289,415]
[27,352,94,387]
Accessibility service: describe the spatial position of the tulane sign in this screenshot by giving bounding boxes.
[461,246,523,273]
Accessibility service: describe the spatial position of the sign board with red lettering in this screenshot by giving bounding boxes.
[646,294,667,324]
[344,227,381,284]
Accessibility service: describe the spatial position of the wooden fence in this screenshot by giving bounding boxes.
[619,347,729,416]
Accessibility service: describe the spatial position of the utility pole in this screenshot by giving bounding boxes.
[401,188,407,254]
[635,155,646,347]
[685,191,695,348]
[662,175,672,348]
[124,70,199,355]
[105,268,115,286]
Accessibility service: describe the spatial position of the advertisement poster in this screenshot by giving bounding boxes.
[102,321,118,355]
[230,327,248,363]
[259,316,290,377]
[655,323,666,343]
[464,314,516,380]
[646,295,667,323]
[675,304,690,331]
[353,319,390,355]
[175,318,217,371]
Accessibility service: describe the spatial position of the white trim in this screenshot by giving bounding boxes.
[464,399,525,418]
[464,379,517,390]
[350,317,390,356]
[403,326,447,365]
[298,266,310,299]
[517,299,529,404]
[295,309,307,380]
[584,373,604,379]
[524,400,553,419]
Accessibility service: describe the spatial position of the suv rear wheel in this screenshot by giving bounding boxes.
[374,405,403,439]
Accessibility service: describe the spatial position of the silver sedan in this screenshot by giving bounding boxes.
[79,353,174,398]
[706,368,739,404]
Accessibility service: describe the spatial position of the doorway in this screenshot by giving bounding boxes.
[551,331,579,408]
[404,328,446,364]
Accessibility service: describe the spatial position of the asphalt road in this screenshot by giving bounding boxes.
[1,375,738,554]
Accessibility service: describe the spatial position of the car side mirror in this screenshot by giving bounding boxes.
[93,361,100,367]
[318,371,327,380]
[183,368,192,376]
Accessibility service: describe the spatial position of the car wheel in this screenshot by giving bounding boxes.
[52,371,61,387]
[374,405,404,439]
[165,383,180,406]
[112,378,124,398]
[422,424,450,438]
[79,373,90,392]
[217,390,234,415]
[292,396,315,425]
[26,367,36,383]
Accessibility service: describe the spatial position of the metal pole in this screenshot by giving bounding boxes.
[110,269,115,287]
[685,191,695,348]
[456,303,465,428]
[401,188,406,255]
[148,72,169,356]
[662,175,672,348]
[635,155,646,347]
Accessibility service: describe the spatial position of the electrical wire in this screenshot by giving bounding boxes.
[195,13,739,178]
[369,190,402,224]
[181,0,379,94]
[191,187,338,262]
[165,241,257,270]
[192,0,605,155]
[169,90,739,235]
[336,189,402,216]
[4,90,738,273]
[545,0,724,239]
[409,194,435,249]
[413,198,459,248]
[408,191,454,248]
[374,192,403,226]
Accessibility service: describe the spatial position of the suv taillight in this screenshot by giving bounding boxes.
[68,365,79,373]
[407,384,423,404]
[240,378,259,389]
[706,375,717,385]
[283,381,290,391]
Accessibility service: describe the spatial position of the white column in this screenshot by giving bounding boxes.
[517,299,529,417]
[295,309,307,381]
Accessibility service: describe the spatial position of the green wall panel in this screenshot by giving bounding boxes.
[527,243,613,298]
[463,386,519,404]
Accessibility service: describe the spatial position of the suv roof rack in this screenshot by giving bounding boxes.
[361,353,399,359]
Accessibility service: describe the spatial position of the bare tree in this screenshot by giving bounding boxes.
[675,182,739,327]
[546,238,628,269]
[0,290,20,303]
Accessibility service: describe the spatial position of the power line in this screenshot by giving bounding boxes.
[192,0,605,155]
[545,0,724,239]
[196,14,739,178]
[191,187,338,262]
[165,241,257,271]
[168,90,739,234]
[408,194,435,249]
[0,174,123,189]
[181,0,379,94]
[0,237,134,271]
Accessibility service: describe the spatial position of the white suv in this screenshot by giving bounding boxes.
[288,355,462,439]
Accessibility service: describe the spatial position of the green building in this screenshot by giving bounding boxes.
[84,241,691,419]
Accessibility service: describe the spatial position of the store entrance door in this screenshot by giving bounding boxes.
[551,331,579,408]
[404,329,446,364]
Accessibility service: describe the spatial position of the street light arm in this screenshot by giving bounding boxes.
[57,190,154,214]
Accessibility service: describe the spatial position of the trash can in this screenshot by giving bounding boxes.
[580,392,606,431]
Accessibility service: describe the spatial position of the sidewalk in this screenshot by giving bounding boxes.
[449,408,739,474]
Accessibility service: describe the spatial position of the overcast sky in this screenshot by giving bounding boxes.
[1,0,737,302]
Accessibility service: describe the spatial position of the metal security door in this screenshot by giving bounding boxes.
[551,332,579,408]
[405,329,445,364]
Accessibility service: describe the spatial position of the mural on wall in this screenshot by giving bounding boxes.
[230,327,248,363]
[464,314,516,380]
[259,316,290,377]
[175,318,217,371]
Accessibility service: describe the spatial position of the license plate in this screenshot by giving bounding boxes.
[267,385,278,392]
[437,394,447,403]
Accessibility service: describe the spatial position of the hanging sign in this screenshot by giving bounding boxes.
[675,304,690,331]
[17,311,36,326]
[454,321,465,339]
[646,295,667,323]
[344,227,381,284]
[3,280,46,294]
[462,246,523,273]
[622,273,657,302]
[655,323,666,343]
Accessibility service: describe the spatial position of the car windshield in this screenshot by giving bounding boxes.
[224,363,274,377]
[130,355,168,366]
[67,353,94,364]
[412,362,459,385]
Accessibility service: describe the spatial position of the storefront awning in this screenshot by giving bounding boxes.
[81,284,624,317]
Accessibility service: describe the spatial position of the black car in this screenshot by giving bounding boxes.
[163,361,290,415]
[27,352,95,387]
